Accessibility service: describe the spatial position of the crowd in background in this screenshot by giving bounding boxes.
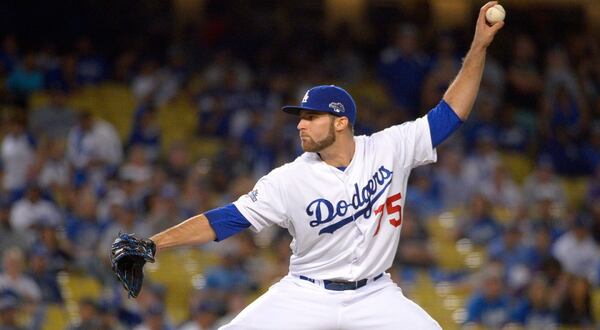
[0,1,599,329]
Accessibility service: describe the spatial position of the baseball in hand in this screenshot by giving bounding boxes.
[485,4,506,24]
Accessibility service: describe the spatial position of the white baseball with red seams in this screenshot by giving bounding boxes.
[221,116,442,329]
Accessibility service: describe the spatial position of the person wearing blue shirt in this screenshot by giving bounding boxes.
[465,269,511,328]
[509,276,557,328]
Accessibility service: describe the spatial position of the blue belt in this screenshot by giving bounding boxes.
[299,273,384,291]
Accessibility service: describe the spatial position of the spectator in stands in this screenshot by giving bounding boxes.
[0,35,18,75]
[556,276,594,327]
[197,93,234,138]
[75,37,107,86]
[97,299,128,330]
[7,52,44,103]
[45,53,78,92]
[0,291,23,330]
[487,224,530,292]
[146,187,180,233]
[132,59,162,105]
[154,51,188,106]
[544,81,584,137]
[509,276,557,329]
[0,247,41,305]
[462,97,499,150]
[202,50,251,91]
[527,197,566,243]
[33,222,74,273]
[1,115,36,198]
[28,88,76,140]
[455,194,502,246]
[394,208,436,268]
[163,142,191,185]
[133,303,173,330]
[522,156,566,209]
[26,247,62,304]
[0,199,29,253]
[581,123,600,172]
[9,185,62,237]
[66,111,123,186]
[523,222,555,272]
[204,251,255,294]
[64,188,104,271]
[540,122,588,176]
[36,139,71,191]
[119,145,153,185]
[36,42,61,87]
[178,180,209,220]
[421,54,458,111]
[323,35,365,84]
[378,24,429,114]
[585,164,600,208]
[112,48,137,83]
[437,147,469,210]
[464,266,511,328]
[478,164,522,210]
[496,104,530,152]
[68,298,100,330]
[127,106,161,161]
[552,213,600,282]
[505,34,543,110]
[212,293,248,329]
[544,48,587,127]
[405,168,443,219]
[178,300,224,330]
[461,130,501,196]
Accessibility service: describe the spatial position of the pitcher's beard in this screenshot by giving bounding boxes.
[301,122,336,152]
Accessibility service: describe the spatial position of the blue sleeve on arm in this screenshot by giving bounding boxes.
[427,100,463,148]
[204,204,251,242]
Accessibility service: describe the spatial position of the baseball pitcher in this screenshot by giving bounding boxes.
[111,2,504,329]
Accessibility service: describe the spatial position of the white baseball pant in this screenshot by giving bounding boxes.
[219,273,441,330]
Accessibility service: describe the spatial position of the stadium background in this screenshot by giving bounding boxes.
[0,0,599,329]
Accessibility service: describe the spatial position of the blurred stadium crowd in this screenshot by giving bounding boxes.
[0,1,599,329]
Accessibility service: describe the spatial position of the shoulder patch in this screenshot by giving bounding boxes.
[248,189,259,202]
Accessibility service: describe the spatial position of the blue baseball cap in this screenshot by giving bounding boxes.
[282,85,357,125]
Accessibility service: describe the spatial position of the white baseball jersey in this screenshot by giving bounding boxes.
[234,116,436,281]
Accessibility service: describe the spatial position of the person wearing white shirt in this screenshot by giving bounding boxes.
[66,112,123,185]
[9,186,62,234]
[552,214,600,282]
[0,247,41,304]
[1,116,35,193]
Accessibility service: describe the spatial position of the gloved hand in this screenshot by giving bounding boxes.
[110,233,156,298]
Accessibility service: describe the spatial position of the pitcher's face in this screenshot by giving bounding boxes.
[297,111,336,152]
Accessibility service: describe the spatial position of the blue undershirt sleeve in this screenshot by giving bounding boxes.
[204,203,251,242]
[427,100,463,148]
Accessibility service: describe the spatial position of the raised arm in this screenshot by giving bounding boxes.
[443,1,504,120]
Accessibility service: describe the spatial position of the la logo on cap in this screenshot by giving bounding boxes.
[302,91,310,104]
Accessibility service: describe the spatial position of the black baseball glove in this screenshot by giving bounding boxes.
[110,233,156,298]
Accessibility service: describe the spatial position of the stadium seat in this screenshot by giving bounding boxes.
[42,304,68,330]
